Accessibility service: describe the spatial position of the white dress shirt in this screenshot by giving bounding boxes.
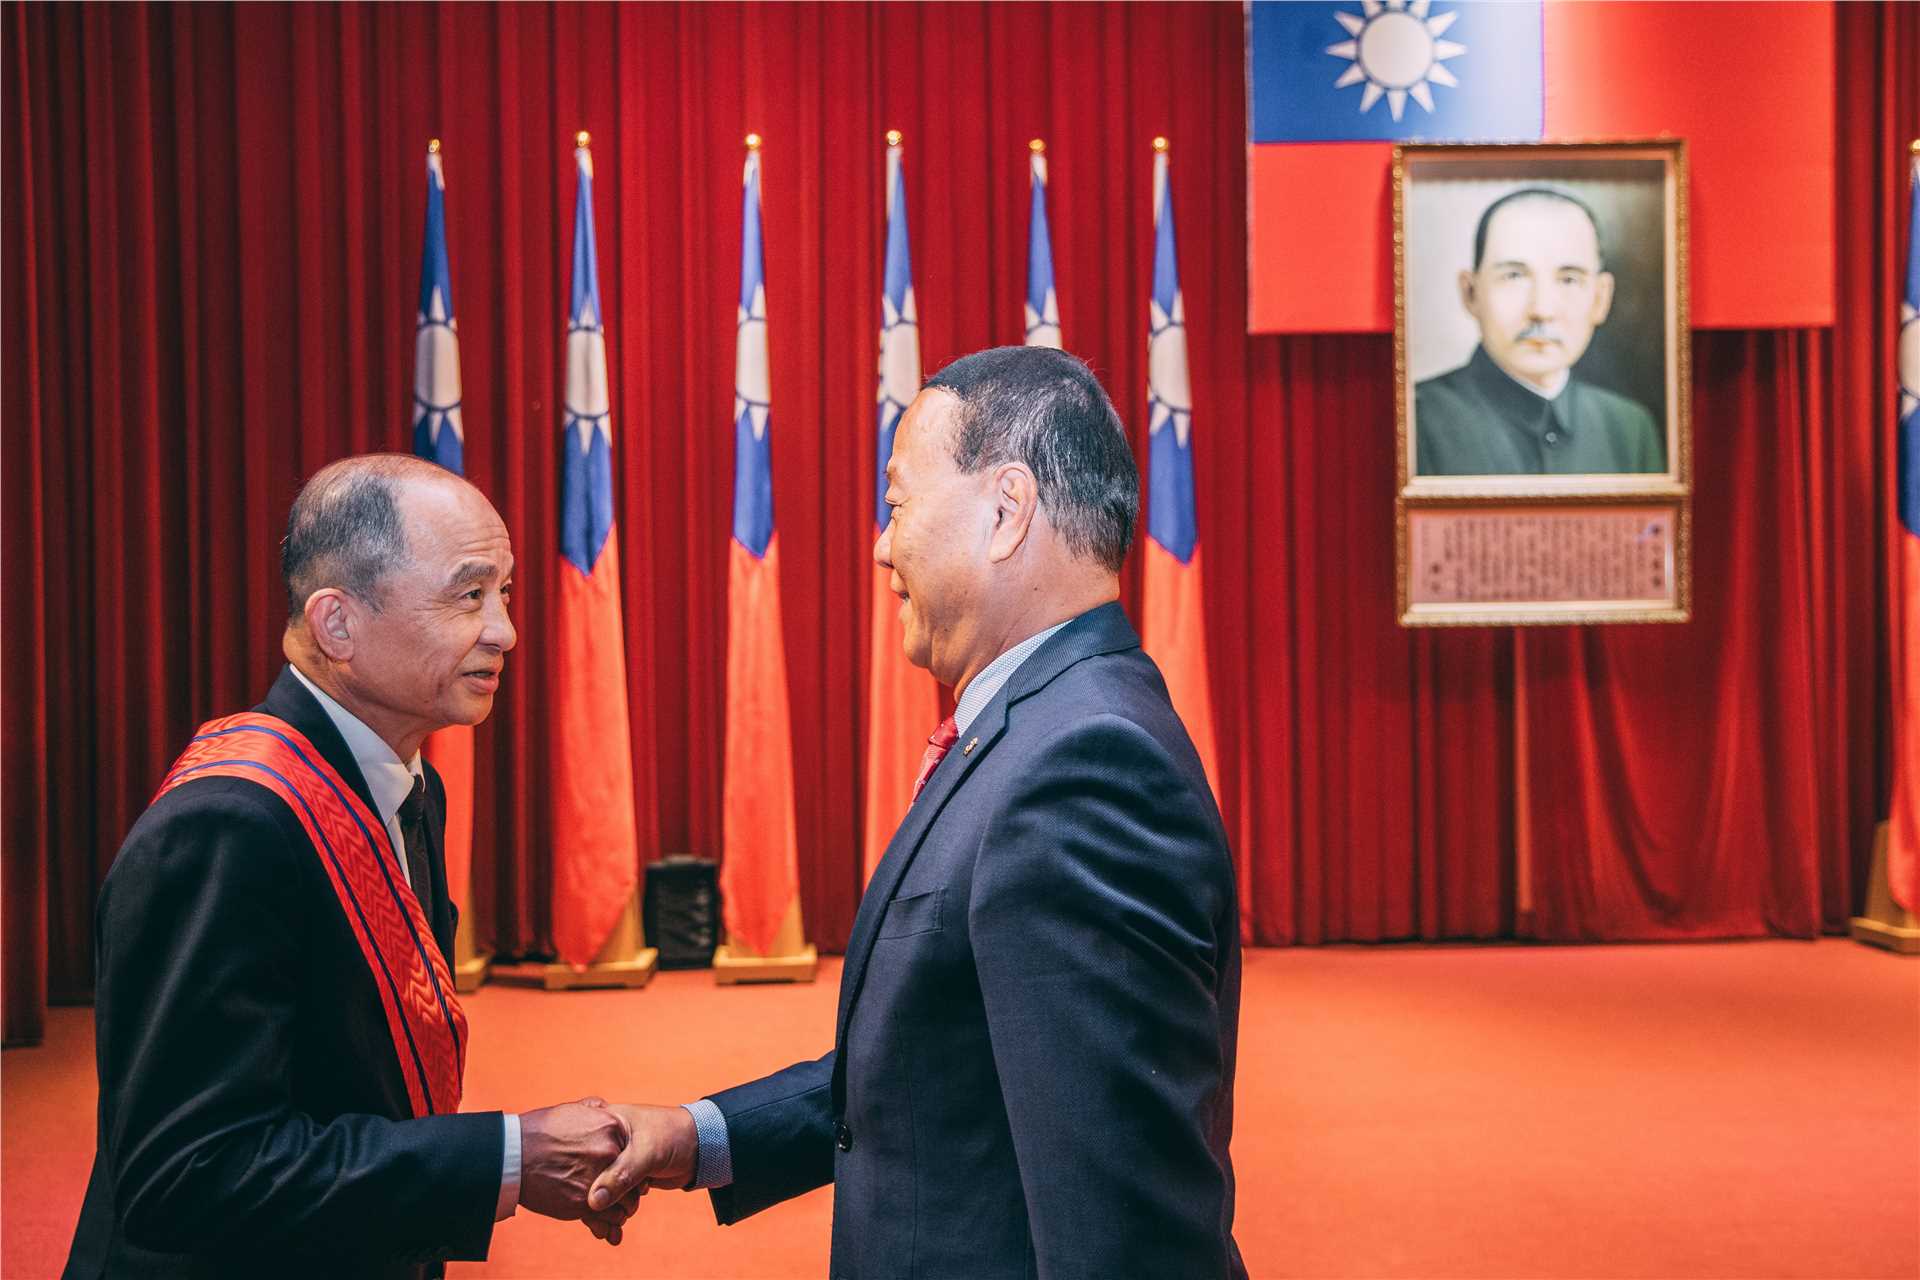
[289,667,522,1220]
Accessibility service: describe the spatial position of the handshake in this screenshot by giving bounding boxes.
[518,1099,701,1246]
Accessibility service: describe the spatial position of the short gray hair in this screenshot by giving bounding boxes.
[281,455,432,618]
[922,346,1138,573]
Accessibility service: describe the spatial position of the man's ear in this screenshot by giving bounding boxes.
[986,463,1039,564]
[303,588,357,662]
[1590,271,1616,326]
[1457,269,1478,315]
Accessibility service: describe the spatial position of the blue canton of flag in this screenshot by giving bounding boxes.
[1025,142,1061,348]
[734,142,775,558]
[876,137,919,530]
[1147,146,1196,564]
[560,141,616,576]
[413,143,464,474]
[1249,0,1543,143]
[1899,150,1920,534]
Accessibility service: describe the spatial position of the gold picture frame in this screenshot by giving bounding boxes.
[1393,140,1691,627]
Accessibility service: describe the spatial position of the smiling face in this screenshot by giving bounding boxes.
[338,477,517,753]
[872,389,998,687]
[1459,196,1615,390]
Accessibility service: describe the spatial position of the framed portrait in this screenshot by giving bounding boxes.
[1394,140,1691,626]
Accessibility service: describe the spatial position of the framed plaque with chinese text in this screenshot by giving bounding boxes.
[1395,140,1690,625]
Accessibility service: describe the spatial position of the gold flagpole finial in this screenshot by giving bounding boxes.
[575,130,591,149]
[745,132,763,150]
[428,138,442,155]
[1152,136,1170,154]
[1029,138,1046,154]
[886,129,903,147]
[1910,138,1920,155]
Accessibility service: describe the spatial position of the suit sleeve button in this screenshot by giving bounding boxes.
[835,1122,853,1151]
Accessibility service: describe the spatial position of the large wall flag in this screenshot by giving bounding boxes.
[412,140,477,913]
[550,133,640,968]
[1140,139,1220,804]
[1246,1,1836,332]
[865,132,939,884]
[1024,140,1061,349]
[722,135,803,956]
[1888,146,1920,915]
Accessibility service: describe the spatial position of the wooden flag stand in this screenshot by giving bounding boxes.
[713,896,817,984]
[544,890,658,989]
[1850,822,1920,955]
[493,890,659,990]
[451,907,492,993]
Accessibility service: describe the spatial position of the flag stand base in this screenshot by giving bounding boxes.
[1850,823,1920,955]
[714,898,816,984]
[452,907,492,994]
[493,891,660,990]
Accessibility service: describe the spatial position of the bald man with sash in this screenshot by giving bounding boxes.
[66,457,633,1279]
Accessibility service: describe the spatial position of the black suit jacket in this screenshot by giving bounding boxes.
[708,604,1246,1279]
[64,667,503,1280]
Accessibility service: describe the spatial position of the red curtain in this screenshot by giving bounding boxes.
[4,2,1912,1046]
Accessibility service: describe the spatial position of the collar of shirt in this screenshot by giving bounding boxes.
[289,665,423,829]
[953,619,1071,736]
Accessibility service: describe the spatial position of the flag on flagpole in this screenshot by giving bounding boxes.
[1140,138,1220,803]
[411,140,476,912]
[865,131,939,883]
[550,132,640,967]
[1887,143,1920,914]
[1025,139,1061,349]
[722,135,803,955]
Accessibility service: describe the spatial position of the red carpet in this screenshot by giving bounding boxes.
[5,941,1916,1278]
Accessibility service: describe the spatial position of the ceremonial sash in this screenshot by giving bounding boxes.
[157,712,468,1118]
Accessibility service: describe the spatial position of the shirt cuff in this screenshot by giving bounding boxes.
[496,1112,522,1220]
[681,1099,733,1190]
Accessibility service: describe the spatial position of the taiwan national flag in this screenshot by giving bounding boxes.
[722,138,803,956]
[1025,141,1061,349]
[865,134,939,883]
[550,136,640,967]
[1246,0,1836,333]
[411,141,476,915]
[1140,141,1220,810]
[1888,147,1920,915]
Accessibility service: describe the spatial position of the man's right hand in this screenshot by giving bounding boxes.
[586,1104,700,1212]
[518,1098,629,1223]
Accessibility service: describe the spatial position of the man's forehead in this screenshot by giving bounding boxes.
[1484,199,1600,259]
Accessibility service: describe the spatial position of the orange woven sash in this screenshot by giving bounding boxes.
[157,712,468,1117]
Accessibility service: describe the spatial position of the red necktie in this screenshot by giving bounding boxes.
[911,716,960,804]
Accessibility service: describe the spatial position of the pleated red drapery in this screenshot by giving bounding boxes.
[4,2,1913,1046]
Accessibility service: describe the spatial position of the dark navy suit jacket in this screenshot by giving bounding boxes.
[708,604,1246,1279]
[64,667,503,1279]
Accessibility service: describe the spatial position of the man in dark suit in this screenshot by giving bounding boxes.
[65,455,631,1279]
[590,347,1245,1279]
[1414,186,1665,476]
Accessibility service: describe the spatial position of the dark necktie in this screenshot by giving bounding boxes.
[911,716,960,804]
[397,774,432,901]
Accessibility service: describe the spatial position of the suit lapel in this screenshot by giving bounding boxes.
[420,773,455,961]
[831,603,1143,1101]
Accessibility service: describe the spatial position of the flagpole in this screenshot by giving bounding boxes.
[1849,137,1920,952]
[509,127,658,991]
[714,130,818,984]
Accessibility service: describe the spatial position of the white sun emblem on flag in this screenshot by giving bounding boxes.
[1326,0,1466,122]
[1901,300,1919,422]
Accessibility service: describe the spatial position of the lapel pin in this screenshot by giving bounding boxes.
[962,737,979,755]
